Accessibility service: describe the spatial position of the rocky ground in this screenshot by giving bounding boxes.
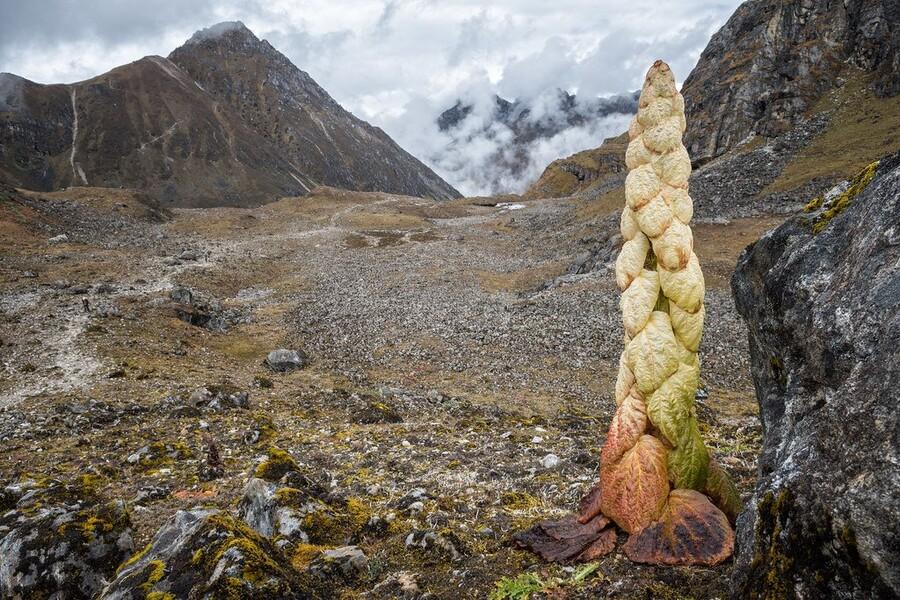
[0,184,781,598]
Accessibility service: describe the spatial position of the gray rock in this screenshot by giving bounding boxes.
[47,233,69,244]
[266,348,308,372]
[177,249,199,261]
[731,153,900,598]
[169,286,193,305]
[237,478,309,544]
[539,453,560,469]
[0,478,134,600]
[309,545,368,582]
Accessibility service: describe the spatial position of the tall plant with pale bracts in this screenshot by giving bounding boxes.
[516,60,741,567]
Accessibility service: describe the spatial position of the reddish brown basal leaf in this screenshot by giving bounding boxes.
[577,481,603,524]
[600,433,669,533]
[623,489,734,566]
[513,514,612,563]
[576,527,618,561]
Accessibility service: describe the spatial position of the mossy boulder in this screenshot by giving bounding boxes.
[98,508,324,599]
[238,474,371,549]
[0,477,134,599]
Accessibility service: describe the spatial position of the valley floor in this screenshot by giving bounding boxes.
[0,186,782,598]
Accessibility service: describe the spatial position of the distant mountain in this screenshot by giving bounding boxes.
[0,22,460,207]
[526,0,900,216]
[438,90,638,142]
[434,90,637,195]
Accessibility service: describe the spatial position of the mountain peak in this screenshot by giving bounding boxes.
[184,21,258,46]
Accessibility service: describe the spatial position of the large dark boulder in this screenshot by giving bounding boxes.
[731,153,900,598]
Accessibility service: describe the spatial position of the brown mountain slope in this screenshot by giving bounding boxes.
[1,57,316,207]
[526,0,900,214]
[0,22,460,207]
[169,22,459,202]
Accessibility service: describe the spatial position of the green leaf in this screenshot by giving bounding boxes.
[570,562,600,584]
[489,573,547,600]
[667,422,709,490]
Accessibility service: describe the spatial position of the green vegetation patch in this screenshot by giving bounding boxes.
[809,160,878,234]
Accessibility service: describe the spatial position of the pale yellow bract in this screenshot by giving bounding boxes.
[614,61,704,418]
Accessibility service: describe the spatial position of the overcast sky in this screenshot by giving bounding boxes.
[0,0,743,194]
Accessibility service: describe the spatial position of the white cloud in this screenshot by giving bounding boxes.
[0,0,743,194]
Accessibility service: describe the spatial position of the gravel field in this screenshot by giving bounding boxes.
[0,185,776,598]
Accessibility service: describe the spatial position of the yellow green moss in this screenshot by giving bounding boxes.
[139,560,166,594]
[199,513,289,588]
[254,447,298,481]
[803,196,823,212]
[301,498,371,545]
[810,161,879,234]
[77,514,116,541]
[749,490,793,600]
[500,492,542,511]
[272,487,305,508]
[291,543,327,569]
[117,543,152,574]
[146,593,175,600]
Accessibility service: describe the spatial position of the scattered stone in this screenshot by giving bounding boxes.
[404,529,464,561]
[370,571,423,599]
[266,348,308,372]
[394,488,431,511]
[133,485,171,505]
[188,385,250,411]
[309,545,368,582]
[540,453,560,469]
[170,286,193,304]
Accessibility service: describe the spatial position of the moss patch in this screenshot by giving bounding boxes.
[254,447,299,481]
[809,160,878,234]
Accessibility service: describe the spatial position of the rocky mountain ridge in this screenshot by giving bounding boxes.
[0,22,460,207]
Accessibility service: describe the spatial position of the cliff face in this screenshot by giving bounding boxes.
[730,153,900,598]
[682,0,900,165]
[0,22,460,207]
